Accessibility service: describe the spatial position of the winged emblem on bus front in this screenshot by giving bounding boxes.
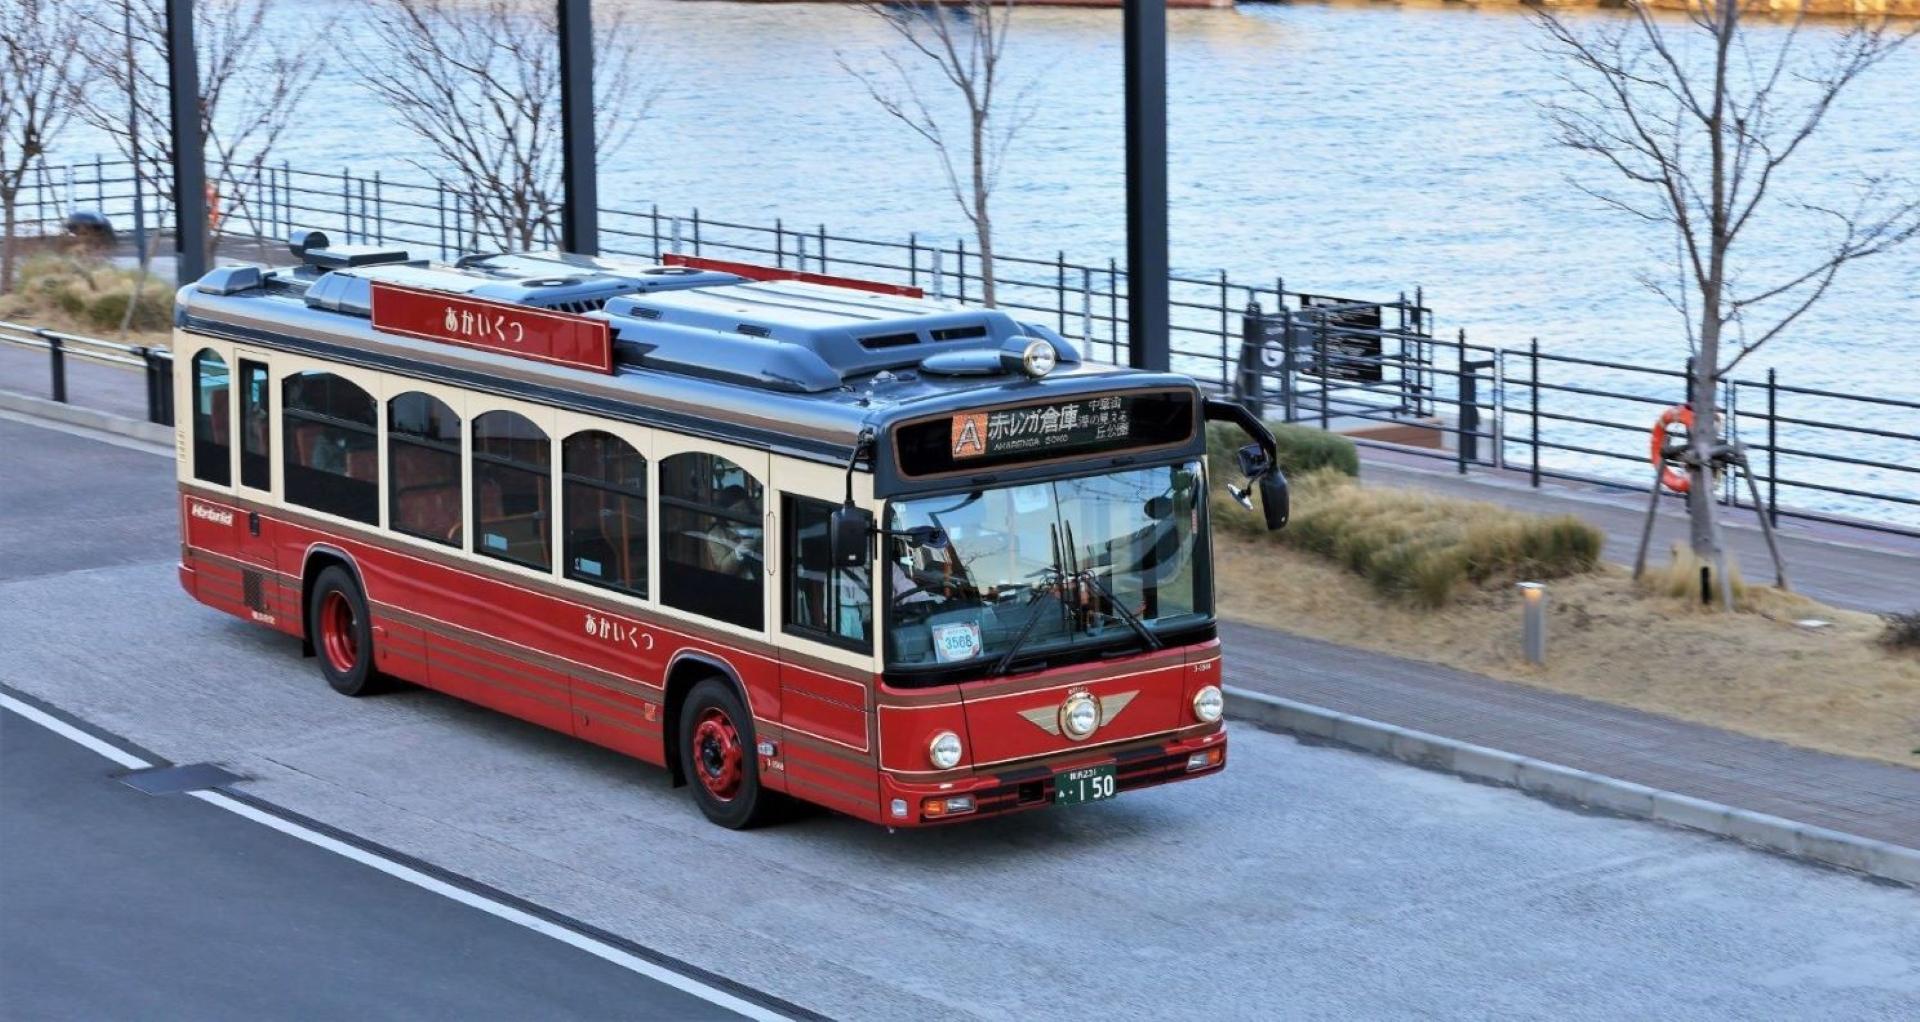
[1019,691,1137,738]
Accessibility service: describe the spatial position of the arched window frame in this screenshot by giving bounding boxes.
[471,408,554,572]
[281,369,379,524]
[388,391,464,548]
[562,428,650,599]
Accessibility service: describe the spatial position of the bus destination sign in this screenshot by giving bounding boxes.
[896,390,1196,478]
[950,395,1133,461]
[369,282,614,374]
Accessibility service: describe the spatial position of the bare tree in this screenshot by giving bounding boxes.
[0,0,91,293]
[77,0,324,264]
[341,0,652,252]
[842,0,1038,306]
[1539,1,1920,578]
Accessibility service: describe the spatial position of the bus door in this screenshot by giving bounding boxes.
[232,352,282,619]
[771,461,879,807]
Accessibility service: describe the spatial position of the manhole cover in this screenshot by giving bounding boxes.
[117,763,244,795]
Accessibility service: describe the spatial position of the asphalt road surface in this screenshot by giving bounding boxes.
[0,706,746,1022]
[4,415,1920,1020]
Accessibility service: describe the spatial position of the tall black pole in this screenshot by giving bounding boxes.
[1123,0,1169,372]
[166,0,207,284]
[557,0,599,255]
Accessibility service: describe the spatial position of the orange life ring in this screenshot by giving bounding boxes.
[205,182,223,232]
[1650,404,1692,493]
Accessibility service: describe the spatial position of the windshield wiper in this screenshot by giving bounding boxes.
[991,523,1069,676]
[1079,569,1163,654]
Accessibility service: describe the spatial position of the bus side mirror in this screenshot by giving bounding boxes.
[829,505,873,568]
[1259,470,1290,531]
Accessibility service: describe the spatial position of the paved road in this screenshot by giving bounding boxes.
[5,418,1920,1020]
[0,706,744,1022]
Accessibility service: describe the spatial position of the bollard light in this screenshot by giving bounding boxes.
[1518,582,1547,665]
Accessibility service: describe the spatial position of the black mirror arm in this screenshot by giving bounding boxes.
[843,427,875,510]
[1203,398,1278,484]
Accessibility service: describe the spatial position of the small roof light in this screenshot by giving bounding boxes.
[1012,338,1056,378]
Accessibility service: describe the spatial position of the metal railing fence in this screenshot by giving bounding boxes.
[6,155,1917,536]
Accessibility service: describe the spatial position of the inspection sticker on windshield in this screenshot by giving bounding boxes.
[932,622,983,663]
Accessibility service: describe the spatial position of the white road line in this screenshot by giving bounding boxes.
[1,692,793,1022]
[1,693,152,769]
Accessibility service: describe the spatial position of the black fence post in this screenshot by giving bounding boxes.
[1317,316,1330,431]
[1057,252,1068,335]
[775,219,785,268]
[1529,337,1541,488]
[47,335,67,403]
[1767,367,1779,527]
[1237,300,1264,420]
[1279,307,1296,423]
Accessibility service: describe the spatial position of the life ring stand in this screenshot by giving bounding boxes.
[1650,404,1693,494]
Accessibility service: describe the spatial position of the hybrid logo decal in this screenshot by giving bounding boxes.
[190,502,235,528]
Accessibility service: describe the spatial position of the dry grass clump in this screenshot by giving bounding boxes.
[1,253,171,334]
[1641,542,1751,606]
[1218,470,1603,607]
[1207,420,1361,479]
[1882,611,1920,652]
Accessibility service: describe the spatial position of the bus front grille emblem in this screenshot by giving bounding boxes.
[1019,690,1137,740]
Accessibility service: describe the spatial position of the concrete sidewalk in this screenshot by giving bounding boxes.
[1219,621,1920,857]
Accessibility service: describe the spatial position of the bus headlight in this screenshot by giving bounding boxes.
[1061,692,1100,739]
[929,730,964,769]
[1193,685,1224,723]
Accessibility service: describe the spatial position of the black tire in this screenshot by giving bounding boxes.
[308,565,386,697]
[678,677,777,829]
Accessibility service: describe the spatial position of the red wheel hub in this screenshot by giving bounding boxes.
[693,708,744,802]
[320,590,359,674]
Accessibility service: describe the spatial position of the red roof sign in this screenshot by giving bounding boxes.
[369,282,613,374]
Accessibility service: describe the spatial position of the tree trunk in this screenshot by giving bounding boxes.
[1,196,17,296]
[972,108,995,307]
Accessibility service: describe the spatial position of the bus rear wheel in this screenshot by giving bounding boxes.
[309,566,386,697]
[678,677,776,829]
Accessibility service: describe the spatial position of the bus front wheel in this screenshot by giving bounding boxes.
[308,566,386,697]
[678,677,776,829]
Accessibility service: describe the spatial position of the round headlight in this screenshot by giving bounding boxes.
[1193,685,1225,724]
[1021,339,1057,378]
[928,730,964,769]
[1061,692,1100,739]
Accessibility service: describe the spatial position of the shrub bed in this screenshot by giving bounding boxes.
[3,253,171,334]
[1215,470,1603,607]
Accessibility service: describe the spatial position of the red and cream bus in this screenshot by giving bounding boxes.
[173,231,1288,828]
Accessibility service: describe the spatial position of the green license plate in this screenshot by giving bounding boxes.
[1054,764,1117,805]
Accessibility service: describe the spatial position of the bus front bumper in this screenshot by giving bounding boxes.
[877,725,1226,826]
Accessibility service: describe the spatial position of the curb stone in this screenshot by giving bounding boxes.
[1226,686,1920,887]
[0,389,172,446]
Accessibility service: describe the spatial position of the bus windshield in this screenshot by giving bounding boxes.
[883,460,1210,673]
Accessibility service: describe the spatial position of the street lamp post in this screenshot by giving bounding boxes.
[1123,0,1169,372]
[166,0,207,284]
[558,0,599,256]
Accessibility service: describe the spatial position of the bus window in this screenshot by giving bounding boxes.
[237,359,270,490]
[563,431,647,597]
[659,452,763,630]
[282,371,377,524]
[389,392,462,547]
[784,496,871,649]
[191,349,231,486]
[472,410,551,571]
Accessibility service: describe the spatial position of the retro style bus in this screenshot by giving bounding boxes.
[172,231,1288,829]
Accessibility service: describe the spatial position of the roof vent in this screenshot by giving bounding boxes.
[858,332,920,350]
